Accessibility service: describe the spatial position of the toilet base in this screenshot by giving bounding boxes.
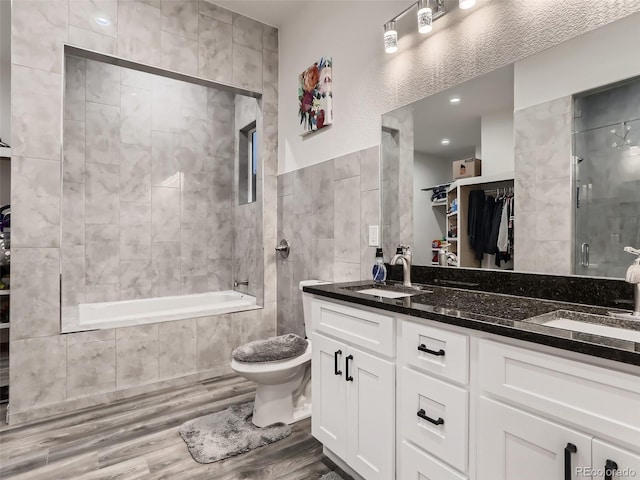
[252,376,307,427]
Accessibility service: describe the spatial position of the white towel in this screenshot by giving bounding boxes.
[497,199,509,252]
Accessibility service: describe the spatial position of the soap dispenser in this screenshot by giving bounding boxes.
[372,248,387,283]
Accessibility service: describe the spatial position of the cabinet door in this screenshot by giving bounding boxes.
[592,439,640,480]
[478,397,592,480]
[346,346,395,480]
[311,332,347,456]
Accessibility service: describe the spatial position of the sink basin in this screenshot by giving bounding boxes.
[525,310,640,343]
[357,288,415,299]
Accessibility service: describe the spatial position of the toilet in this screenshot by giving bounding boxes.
[230,280,330,427]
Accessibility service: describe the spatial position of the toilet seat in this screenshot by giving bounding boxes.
[231,340,312,374]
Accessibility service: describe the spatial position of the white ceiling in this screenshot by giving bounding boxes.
[209,0,310,28]
[411,64,515,160]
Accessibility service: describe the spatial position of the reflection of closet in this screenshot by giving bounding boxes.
[0,154,9,407]
[446,173,514,269]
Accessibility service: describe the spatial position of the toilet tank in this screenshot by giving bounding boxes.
[299,280,331,338]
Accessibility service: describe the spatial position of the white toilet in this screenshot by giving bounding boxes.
[230,280,329,427]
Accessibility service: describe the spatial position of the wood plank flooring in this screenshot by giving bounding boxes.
[0,375,349,480]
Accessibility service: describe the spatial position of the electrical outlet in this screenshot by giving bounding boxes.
[368,225,379,247]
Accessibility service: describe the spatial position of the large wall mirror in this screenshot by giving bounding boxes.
[381,15,640,280]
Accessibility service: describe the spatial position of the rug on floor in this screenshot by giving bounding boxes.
[179,402,292,464]
[319,472,347,480]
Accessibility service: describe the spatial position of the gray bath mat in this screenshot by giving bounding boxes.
[320,472,347,480]
[179,402,291,464]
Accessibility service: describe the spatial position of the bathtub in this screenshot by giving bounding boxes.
[67,291,258,331]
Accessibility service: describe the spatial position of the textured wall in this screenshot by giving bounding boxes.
[278,1,640,173]
[9,0,278,424]
[276,146,380,336]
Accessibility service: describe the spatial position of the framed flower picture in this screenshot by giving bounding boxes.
[298,57,332,135]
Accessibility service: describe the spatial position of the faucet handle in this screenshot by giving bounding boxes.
[624,246,640,256]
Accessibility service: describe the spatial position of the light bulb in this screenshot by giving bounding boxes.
[417,0,433,34]
[384,21,398,53]
[459,0,476,9]
[441,138,450,145]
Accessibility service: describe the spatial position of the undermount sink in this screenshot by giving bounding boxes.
[525,310,640,343]
[356,288,416,299]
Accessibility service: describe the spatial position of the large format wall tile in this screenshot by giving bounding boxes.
[120,144,152,202]
[152,243,181,296]
[65,56,87,122]
[232,44,262,93]
[68,0,118,37]
[12,66,62,160]
[152,81,181,133]
[62,245,86,308]
[161,0,198,40]
[181,223,208,276]
[151,132,180,187]
[334,176,361,264]
[10,336,67,412]
[197,315,232,371]
[158,319,197,378]
[181,171,212,223]
[68,25,118,55]
[62,181,86,246]
[67,339,116,399]
[12,0,68,73]
[86,224,120,285]
[11,157,61,248]
[198,14,232,83]
[120,202,152,260]
[232,14,263,51]
[11,248,61,340]
[86,102,120,164]
[160,30,198,75]
[198,0,232,23]
[120,85,152,146]
[86,59,121,106]
[151,186,180,242]
[63,120,86,184]
[115,324,159,389]
[120,259,153,299]
[86,162,120,224]
[117,0,161,66]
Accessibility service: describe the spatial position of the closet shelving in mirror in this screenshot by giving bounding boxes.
[0,148,10,159]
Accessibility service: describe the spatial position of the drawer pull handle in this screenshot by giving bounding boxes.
[605,459,618,480]
[417,344,445,356]
[345,355,354,382]
[417,409,444,426]
[334,350,342,376]
[564,443,577,480]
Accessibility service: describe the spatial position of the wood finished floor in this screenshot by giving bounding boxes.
[0,375,348,480]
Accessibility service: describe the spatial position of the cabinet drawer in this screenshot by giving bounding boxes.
[399,366,468,473]
[400,441,467,480]
[400,320,469,384]
[479,340,640,449]
[592,440,640,480]
[311,299,395,357]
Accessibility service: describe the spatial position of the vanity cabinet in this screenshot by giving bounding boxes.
[310,299,396,480]
[309,295,640,480]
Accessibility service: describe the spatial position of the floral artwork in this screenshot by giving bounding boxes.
[298,57,332,135]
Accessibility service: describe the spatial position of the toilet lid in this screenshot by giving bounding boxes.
[232,334,308,363]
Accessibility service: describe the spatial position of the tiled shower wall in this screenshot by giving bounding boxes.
[276,146,380,336]
[9,0,278,424]
[61,57,240,318]
[513,96,573,275]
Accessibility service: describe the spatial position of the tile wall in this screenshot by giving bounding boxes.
[9,0,278,424]
[276,146,380,336]
[513,96,573,275]
[61,57,243,326]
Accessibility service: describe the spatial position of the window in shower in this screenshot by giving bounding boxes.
[573,76,640,278]
[239,121,257,205]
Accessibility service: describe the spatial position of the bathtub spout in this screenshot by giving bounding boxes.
[234,280,249,287]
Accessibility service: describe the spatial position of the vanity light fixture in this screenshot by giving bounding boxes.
[441,138,450,145]
[384,0,469,54]
[417,0,433,34]
[384,21,398,54]
[94,16,111,26]
[449,96,461,104]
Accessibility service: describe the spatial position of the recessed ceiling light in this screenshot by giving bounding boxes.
[94,17,111,26]
[449,96,461,104]
[441,138,450,145]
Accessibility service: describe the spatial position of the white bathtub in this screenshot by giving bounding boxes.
[67,291,258,331]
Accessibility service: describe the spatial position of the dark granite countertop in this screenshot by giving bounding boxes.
[303,281,640,367]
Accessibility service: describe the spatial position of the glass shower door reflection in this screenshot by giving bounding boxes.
[574,119,640,278]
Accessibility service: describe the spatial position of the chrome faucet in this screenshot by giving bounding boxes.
[390,244,412,287]
[234,280,249,288]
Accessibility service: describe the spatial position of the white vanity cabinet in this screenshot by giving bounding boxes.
[310,299,396,480]
[309,295,640,480]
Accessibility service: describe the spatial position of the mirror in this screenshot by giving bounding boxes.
[381,20,640,280]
